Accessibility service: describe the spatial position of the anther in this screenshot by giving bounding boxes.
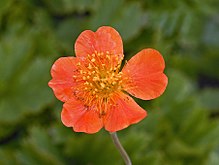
[93,77,97,81]
[88,64,92,69]
[112,81,116,85]
[100,83,105,89]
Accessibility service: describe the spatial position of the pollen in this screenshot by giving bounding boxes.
[72,50,124,113]
[100,82,105,88]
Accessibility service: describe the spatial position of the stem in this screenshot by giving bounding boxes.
[110,132,132,165]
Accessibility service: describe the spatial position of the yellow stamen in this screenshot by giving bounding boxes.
[73,50,125,115]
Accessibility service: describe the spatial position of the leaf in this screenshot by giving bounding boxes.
[0,57,53,123]
[135,68,219,164]
[155,69,195,107]
[208,151,219,165]
[89,0,147,41]
[197,88,219,111]
[203,15,219,48]
[0,0,12,17]
[55,17,86,55]
[0,27,54,123]
[44,0,96,14]
[15,127,64,165]
[0,149,18,165]
[63,131,122,165]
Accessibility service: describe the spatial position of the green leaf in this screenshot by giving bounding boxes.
[0,0,12,18]
[0,57,53,123]
[0,27,54,123]
[55,17,86,55]
[44,0,96,14]
[89,0,147,41]
[197,88,219,111]
[155,69,195,107]
[0,149,18,165]
[15,127,64,165]
[208,151,219,165]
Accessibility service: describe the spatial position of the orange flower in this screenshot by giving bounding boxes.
[48,26,168,134]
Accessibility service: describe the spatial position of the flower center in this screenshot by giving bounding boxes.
[72,51,124,114]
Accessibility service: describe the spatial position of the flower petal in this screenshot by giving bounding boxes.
[48,57,78,102]
[122,48,168,100]
[104,93,147,132]
[75,26,123,59]
[61,98,103,134]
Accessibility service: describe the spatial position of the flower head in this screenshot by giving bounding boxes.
[48,26,168,134]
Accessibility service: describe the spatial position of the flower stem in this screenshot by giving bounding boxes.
[110,132,132,165]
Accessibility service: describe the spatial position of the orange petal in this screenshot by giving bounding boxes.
[122,48,168,100]
[104,93,147,132]
[75,26,123,59]
[48,57,78,102]
[61,98,103,134]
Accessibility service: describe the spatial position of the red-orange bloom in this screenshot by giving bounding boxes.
[48,26,168,134]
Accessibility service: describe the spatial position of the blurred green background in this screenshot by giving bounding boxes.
[0,0,219,164]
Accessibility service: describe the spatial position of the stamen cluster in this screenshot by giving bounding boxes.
[72,51,125,113]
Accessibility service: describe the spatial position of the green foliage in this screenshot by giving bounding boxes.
[0,0,219,164]
[88,0,147,41]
